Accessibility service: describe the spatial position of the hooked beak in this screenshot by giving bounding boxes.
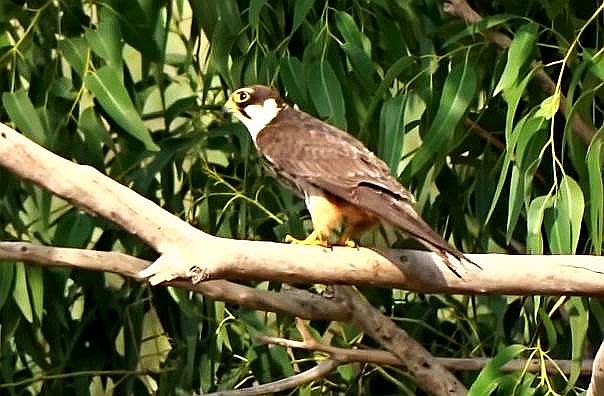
[222,97,238,117]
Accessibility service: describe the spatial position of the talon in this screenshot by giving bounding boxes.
[342,239,358,248]
[188,266,208,284]
[284,232,331,248]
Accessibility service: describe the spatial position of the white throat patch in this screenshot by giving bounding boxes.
[234,98,281,145]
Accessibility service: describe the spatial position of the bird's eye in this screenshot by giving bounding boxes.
[234,91,250,103]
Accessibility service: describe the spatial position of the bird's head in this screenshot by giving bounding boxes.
[223,85,286,142]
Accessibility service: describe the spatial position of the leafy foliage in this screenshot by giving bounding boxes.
[0,0,602,394]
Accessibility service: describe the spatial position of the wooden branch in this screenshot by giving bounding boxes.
[587,341,604,395]
[334,286,467,395]
[256,334,594,375]
[0,242,463,396]
[2,123,604,295]
[443,0,596,144]
[0,242,349,321]
[201,359,341,396]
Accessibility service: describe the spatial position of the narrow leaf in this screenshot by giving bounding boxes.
[586,133,604,254]
[0,262,14,311]
[410,60,478,174]
[2,90,47,145]
[12,262,33,323]
[279,56,309,109]
[535,92,560,120]
[85,66,159,151]
[249,0,266,29]
[291,0,316,35]
[378,94,407,172]
[58,37,88,77]
[527,195,553,254]
[307,61,347,129]
[468,344,525,395]
[494,23,539,95]
[566,297,589,391]
[26,266,43,324]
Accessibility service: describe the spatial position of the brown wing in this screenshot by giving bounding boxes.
[257,107,472,268]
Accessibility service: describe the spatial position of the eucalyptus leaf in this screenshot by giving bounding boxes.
[2,89,48,145]
[307,60,347,129]
[85,66,159,151]
[494,23,539,95]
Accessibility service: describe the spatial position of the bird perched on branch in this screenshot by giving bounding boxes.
[223,85,481,278]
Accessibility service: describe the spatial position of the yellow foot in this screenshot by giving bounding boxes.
[285,232,331,248]
[338,238,358,248]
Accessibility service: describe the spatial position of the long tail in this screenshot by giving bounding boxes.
[354,186,482,278]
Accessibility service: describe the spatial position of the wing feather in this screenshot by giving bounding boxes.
[257,107,471,265]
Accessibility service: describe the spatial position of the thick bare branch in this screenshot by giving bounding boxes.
[2,123,604,294]
[334,286,467,396]
[443,0,596,144]
[0,242,349,321]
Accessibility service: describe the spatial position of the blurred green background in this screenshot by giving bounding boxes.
[0,0,603,394]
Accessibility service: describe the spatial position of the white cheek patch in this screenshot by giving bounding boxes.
[234,98,280,146]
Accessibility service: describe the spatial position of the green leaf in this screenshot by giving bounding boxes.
[378,94,407,172]
[566,297,589,391]
[268,345,294,377]
[107,0,162,61]
[468,344,525,395]
[334,10,369,52]
[12,262,33,323]
[364,56,415,127]
[207,24,236,87]
[85,66,159,151]
[562,176,585,253]
[494,23,539,95]
[545,176,584,254]
[291,0,315,35]
[58,37,88,77]
[26,266,43,324]
[527,195,553,254]
[307,60,347,129]
[586,49,604,81]
[340,43,376,90]
[586,133,604,254]
[410,60,478,174]
[249,0,266,29]
[85,11,122,71]
[506,166,524,242]
[279,56,310,109]
[54,210,94,248]
[537,306,558,349]
[2,89,48,145]
[78,107,111,168]
[0,262,14,311]
[535,93,560,120]
[503,69,536,142]
[442,14,516,48]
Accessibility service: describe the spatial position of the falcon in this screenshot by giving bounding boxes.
[223,85,480,277]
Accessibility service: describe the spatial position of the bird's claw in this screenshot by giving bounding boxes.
[284,233,331,248]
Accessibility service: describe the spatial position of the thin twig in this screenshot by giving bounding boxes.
[256,334,594,375]
[200,359,341,396]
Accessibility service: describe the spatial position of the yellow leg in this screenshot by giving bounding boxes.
[285,230,331,247]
